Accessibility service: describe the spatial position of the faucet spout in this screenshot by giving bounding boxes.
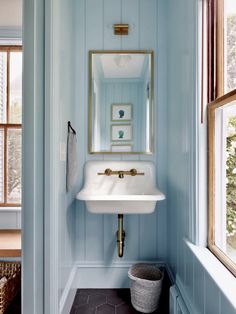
[118,171,124,179]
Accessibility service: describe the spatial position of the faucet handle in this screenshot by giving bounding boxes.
[97,168,112,176]
[104,168,112,176]
[130,169,137,176]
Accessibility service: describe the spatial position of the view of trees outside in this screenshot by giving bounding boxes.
[0,51,22,205]
[8,52,22,204]
[0,52,6,203]
[7,128,21,203]
[226,14,236,92]
[226,116,236,261]
[226,0,236,261]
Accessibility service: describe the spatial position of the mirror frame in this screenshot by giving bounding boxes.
[88,50,154,154]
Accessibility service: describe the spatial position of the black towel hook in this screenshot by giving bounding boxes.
[68,121,76,134]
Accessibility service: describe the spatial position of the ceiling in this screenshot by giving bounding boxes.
[99,54,146,79]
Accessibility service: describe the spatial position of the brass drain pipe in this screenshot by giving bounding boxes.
[117,214,125,257]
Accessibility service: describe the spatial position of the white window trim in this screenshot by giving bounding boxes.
[0,26,22,41]
[0,207,21,212]
[0,33,22,217]
[214,107,227,250]
[195,0,208,247]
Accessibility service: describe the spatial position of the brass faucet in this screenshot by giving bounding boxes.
[97,168,144,178]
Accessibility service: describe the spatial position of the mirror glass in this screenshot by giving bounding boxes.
[89,51,154,154]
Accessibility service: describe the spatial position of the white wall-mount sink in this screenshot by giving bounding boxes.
[77,161,165,214]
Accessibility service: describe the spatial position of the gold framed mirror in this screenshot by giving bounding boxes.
[89,50,154,154]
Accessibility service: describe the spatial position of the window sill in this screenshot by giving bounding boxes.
[0,229,21,257]
[186,240,236,309]
[0,207,21,212]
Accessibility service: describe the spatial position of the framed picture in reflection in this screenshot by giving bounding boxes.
[111,124,132,141]
[111,144,132,152]
[111,104,132,121]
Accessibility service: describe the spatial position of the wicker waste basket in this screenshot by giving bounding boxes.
[0,262,21,314]
[128,263,163,313]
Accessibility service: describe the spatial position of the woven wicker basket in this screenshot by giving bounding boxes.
[0,262,21,314]
[128,263,163,313]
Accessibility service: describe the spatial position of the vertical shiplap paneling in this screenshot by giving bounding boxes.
[193,257,205,313]
[166,0,235,312]
[139,0,157,49]
[104,0,121,50]
[75,0,86,261]
[75,0,167,265]
[155,0,168,260]
[204,273,221,314]
[184,243,194,303]
[139,0,158,260]
[121,0,139,50]
[85,0,105,261]
[86,0,104,163]
[139,212,157,260]
[85,0,104,49]
[102,0,123,264]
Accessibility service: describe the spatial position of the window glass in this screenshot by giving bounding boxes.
[0,129,4,203]
[7,128,21,204]
[214,101,236,266]
[0,52,7,123]
[208,0,236,276]
[0,47,22,206]
[226,107,236,262]
[224,0,236,93]
[9,52,22,124]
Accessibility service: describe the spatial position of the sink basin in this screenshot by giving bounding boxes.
[77,161,165,214]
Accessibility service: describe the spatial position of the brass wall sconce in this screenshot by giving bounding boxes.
[113,24,129,35]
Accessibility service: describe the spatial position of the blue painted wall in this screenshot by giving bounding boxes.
[45,0,77,309]
[74,0,167,274]
[166,0,236,313]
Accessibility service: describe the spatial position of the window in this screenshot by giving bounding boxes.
[208,0,236,276]
[0,46,22,207]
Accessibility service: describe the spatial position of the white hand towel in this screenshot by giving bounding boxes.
[66,129,78,192]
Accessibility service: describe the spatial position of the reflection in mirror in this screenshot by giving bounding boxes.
[89,51,154,154]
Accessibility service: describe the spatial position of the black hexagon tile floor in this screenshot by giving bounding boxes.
[70,271,171,314]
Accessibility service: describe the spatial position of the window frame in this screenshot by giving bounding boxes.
[208,89,236,277]
[207,0,225,102]
[207,0,236,276]
[0,45,22,207]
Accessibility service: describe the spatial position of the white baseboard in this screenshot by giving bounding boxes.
[0,27,22,39]
[59,265,77,314]
[75,261,166,288]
